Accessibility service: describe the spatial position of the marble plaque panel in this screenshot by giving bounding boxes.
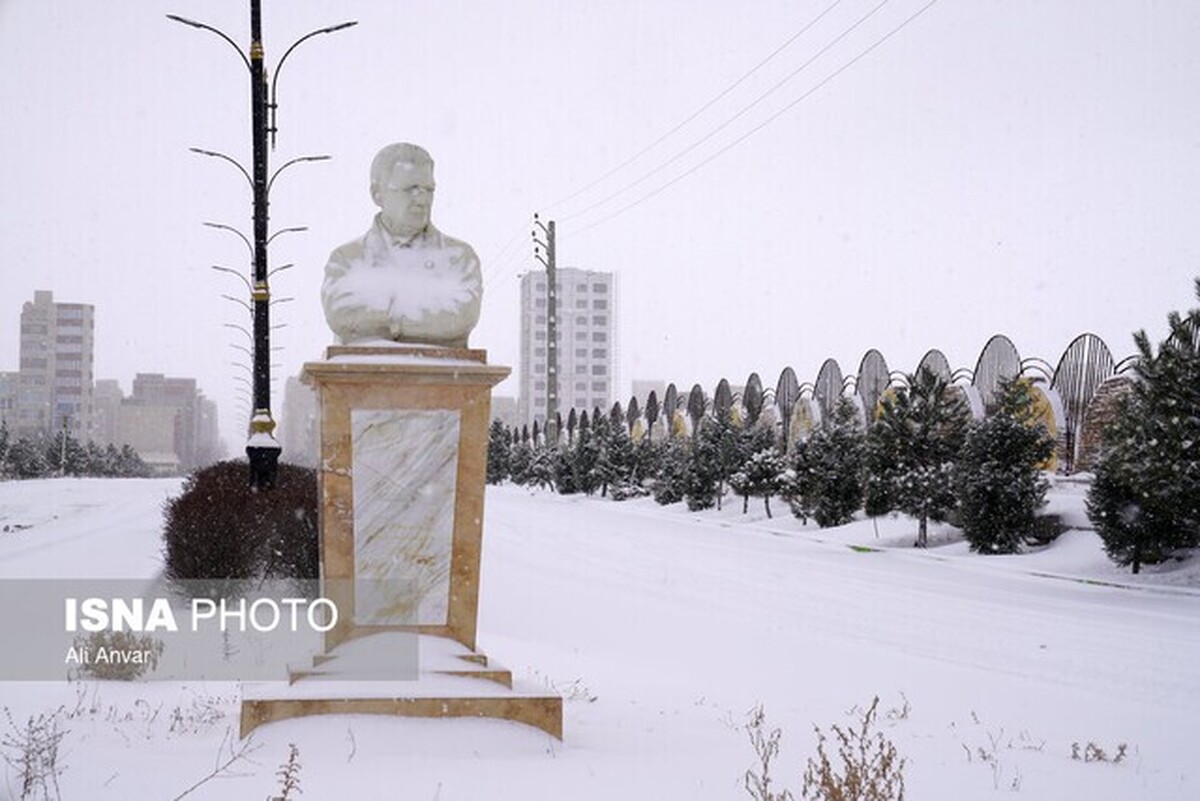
[351,408,460,625]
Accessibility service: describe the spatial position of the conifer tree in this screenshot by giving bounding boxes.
[486,419,511,484]
[729,447,787,518]
[957,378,1055,553]
[7,437,49,478]
[866,367,969,546]
[0,420,10,479]
[1087,280,1200,573]
[732,424,778,513]
[652,437,689,505]
[789,399,865,527]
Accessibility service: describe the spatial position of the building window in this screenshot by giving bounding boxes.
[535,331,546,340]
[593,283,607,293]
[535,314,546,324]
[535,380,546,390]
[575,348,587,357]
[534,347,545,357]
[575,331,588,340]
[535,282,545,292]
[575,364,587,374]
[575,299,587,309]
[574,381,587,391]
[592,332,606,342]
[535,363,545,372]
[577,283,588,292]
[592,381,606,392]
[593,299,607,310]
[592,348,607,358]
[575,315,587,325]
[593,315,606,325]
[535,298,546,308]
[592,365,606,376]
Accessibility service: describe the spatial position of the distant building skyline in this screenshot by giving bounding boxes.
[4,290,224,473]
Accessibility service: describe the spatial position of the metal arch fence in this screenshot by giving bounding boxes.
[916,349,953,382]
[550,333,1136,472]
[814,359,844,423]
[856,349,890,422]
[972,334,1022,411]
[1051,333,1116,472]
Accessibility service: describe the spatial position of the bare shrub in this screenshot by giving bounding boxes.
[801,697,906,801]
[744,704,793,801]
[269,743,302,800]
[1071,741,1129,764]
[1,707,67,801]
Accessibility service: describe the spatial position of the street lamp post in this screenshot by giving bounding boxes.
[168,3,356,489]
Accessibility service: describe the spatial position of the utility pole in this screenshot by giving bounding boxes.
[168,4,355,489]
[532,214,558,443]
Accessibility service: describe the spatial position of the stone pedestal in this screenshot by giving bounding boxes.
[239,345,562,740]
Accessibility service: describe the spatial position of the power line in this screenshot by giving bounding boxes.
[568,0,941,238]
[558,0,893,225]
[544,0,848,213]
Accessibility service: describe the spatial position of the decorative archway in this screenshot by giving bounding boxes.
[1051,333,1115,472]
[973,334,1021,411]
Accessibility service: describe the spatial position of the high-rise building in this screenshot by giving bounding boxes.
[518,267,615,428]
[279,375,318,467]
[16,290,95,440]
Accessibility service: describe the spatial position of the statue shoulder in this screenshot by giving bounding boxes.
[325,230,370,275]
[438,230,481,271]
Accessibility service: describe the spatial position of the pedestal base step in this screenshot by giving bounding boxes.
[239,634,562,739]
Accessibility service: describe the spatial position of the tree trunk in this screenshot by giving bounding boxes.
[764,495,773,519]
[916,514,928,548]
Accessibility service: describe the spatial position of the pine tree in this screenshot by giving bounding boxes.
[46,428,87,476]
[1087,280,1200,573]
[652,437,689,505]
[729,447,787,518]
[117,444,151,477]
[486,419,511,484]
[866,367,969,547]
[596,417,636,498]
[957,378,1055,553]
[732,424,778,513]
[508,440,533,485]
[686,408,740,511]
[0,419,10,480]
[525,442,557,490]
[789,399,865,527]
[7,437,50,478]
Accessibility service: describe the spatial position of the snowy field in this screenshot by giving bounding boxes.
[0,476,1197,800]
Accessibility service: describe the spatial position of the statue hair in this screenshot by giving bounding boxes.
[370,143,434,201]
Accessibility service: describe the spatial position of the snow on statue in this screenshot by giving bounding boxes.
[321,142,482,347]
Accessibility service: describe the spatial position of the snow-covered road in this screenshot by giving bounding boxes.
[0,477,1196,799]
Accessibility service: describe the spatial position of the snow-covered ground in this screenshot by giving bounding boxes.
[0,476,1197,800]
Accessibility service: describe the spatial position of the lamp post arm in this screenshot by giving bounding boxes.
[203,222,254,258]
[189,147,253,190]
[267,155,330,196]
[269,21,358,148]
[166,14,252,72]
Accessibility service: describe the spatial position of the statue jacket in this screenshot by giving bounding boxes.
[321,215,482,347]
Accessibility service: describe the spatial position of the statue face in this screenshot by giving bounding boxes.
[377,160,436,233]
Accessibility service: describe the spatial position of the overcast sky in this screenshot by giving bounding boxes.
[1,1,1197,450]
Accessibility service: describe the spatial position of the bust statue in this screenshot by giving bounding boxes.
[321,143,483,347]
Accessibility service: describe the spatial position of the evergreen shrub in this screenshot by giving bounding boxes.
[162,460,318,582]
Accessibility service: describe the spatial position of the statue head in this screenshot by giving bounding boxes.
[369,143,436,236]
